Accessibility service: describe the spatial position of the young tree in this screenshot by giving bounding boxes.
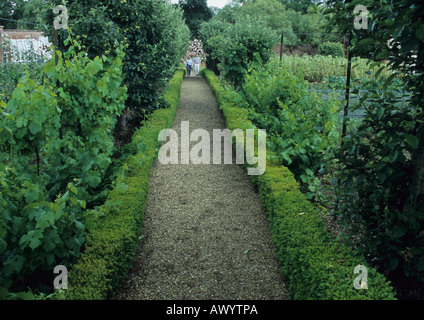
[61,0,189,142]
[200,14,278,87]
[178,0,213,38]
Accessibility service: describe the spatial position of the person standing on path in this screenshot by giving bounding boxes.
[186,56,193,76]
[193,54,201,76]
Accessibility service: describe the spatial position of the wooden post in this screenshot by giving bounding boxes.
[0,26,3,64]
[53,28,59,65]
[342,32,352,140]
[280,31,284,61]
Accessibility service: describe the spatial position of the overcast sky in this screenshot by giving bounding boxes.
[170,0,232,9]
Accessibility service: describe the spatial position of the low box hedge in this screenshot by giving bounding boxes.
[64,69,184,300]
[201,68,396,300]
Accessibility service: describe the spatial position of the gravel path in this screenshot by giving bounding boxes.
[111,75,289,300]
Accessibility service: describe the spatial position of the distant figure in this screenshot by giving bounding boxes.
[186,57,193,76]
[193,54,201,76]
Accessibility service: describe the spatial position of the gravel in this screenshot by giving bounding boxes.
[111,75,289,300]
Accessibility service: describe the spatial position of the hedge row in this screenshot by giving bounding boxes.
[201,69,396,300]
[64,69,185,300]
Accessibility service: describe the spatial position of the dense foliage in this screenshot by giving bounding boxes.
[223,56,340,196]
[1,0,189,298]
[0,0,53,30]
[178,0,213,38]
[2,0,189,138]
[318,41,344,58]
[279,0,320,14]
[0,38,127,293]
[199,14,278,87]
[202,68,396,300]
[0,0,26,29]
[0,61,44,104]
[59,0,189,141]
[325,0,424,298]
[208,0,336,47]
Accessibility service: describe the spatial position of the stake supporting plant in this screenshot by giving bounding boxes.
[342,32,352,141]
[280,31,284,61]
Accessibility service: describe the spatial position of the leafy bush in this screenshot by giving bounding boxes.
[335,75,424,295]
[234,57,340,195]
[0,61,44,104]
[200,16,278,87]
[63,0,189,138]
[318,41,344,58]
[65,70,184,300]
[0,39,127,292]
[199,18,230,74]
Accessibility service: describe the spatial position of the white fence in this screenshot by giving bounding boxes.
[0,27,52,63]
[7,37,52,62]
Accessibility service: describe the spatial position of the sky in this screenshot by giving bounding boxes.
[206,0,232,8]
[170,0,232,9]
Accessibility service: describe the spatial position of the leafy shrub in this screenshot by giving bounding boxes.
[0,39,127,292]
[0,62,44,104]
[199,18,229,74]
[65,70,184,300]
[236,57,340,196]
[335,75,424,295]
[63,0,189,137]
[200,16,278,88]
[318,41,344,58]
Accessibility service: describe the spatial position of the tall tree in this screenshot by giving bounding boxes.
[178,0,213,38]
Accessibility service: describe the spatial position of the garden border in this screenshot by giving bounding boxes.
[64,69,185,300]
[201,68,396,300]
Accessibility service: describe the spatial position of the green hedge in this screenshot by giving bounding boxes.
[64,69,184,300]
[201,68,396,300]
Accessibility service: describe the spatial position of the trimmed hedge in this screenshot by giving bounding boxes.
[64,69,184,300]
[201,68,396,300]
